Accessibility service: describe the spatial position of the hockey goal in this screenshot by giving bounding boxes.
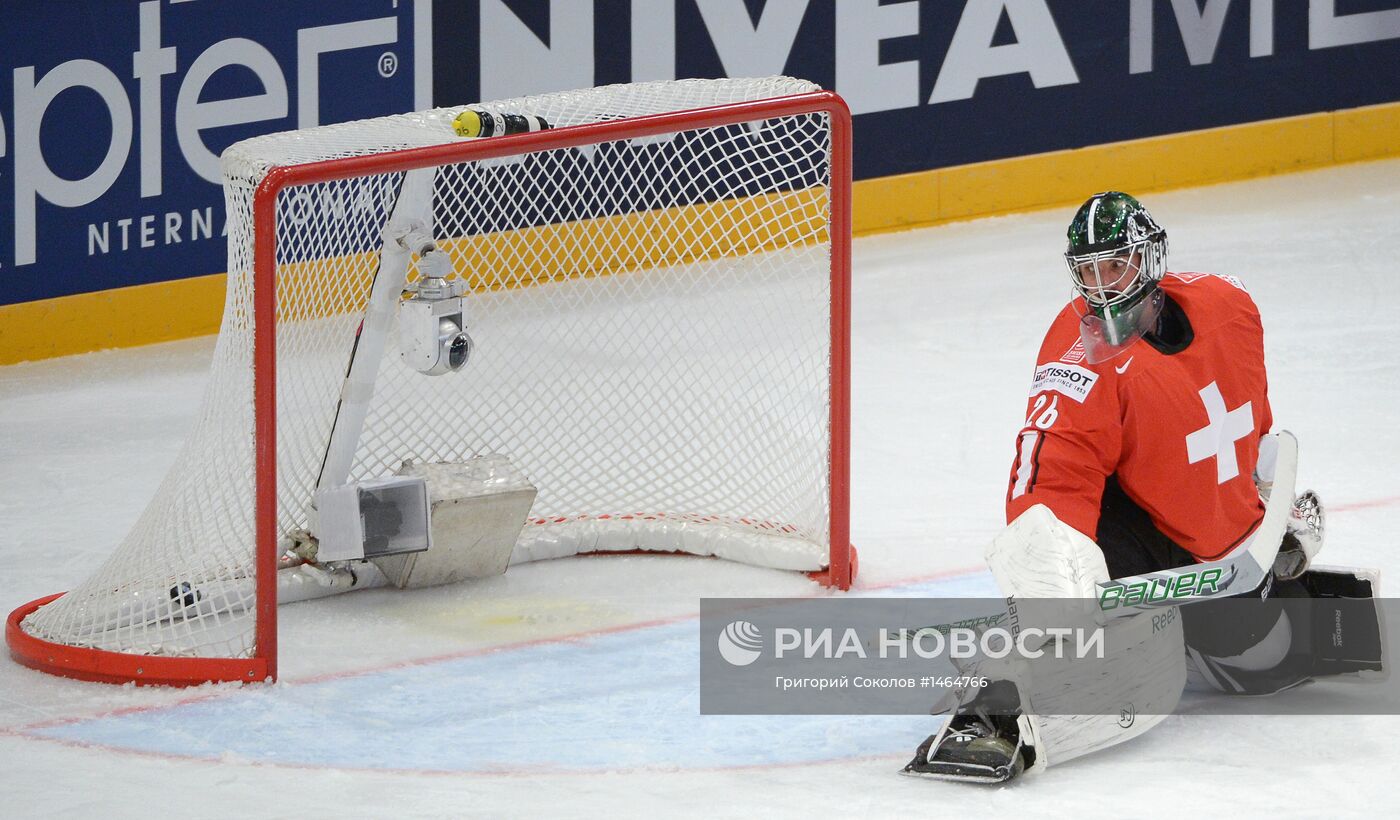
[6,77,853,686]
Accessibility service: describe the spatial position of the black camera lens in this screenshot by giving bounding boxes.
[448,333,472,370]
[358,491,404,553]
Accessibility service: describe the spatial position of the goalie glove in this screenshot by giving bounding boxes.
[1272,490,1324,581]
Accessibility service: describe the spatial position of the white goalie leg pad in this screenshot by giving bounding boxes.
[986,504,1111,599]
[1024,606,1187,770]
[971,504,1184,772]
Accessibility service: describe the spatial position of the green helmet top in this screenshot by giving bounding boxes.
[1066,191,1165,256]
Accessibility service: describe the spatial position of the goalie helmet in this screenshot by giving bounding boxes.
[1064,192,1168,363]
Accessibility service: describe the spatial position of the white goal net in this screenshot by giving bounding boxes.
[9,76,851,685]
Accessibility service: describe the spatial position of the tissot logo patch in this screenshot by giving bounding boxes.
[1030,363,1098,403]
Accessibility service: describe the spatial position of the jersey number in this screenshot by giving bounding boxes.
[1009,395,1057,499]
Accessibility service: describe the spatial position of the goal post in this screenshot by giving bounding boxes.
[7,77,854,686]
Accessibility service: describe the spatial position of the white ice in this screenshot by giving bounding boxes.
[2,160,1399,818]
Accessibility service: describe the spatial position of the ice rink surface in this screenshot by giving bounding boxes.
[3,159,1399,817]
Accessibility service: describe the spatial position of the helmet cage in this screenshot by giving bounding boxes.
[1063,192,1169,363]
[1064,232,1167,311]
[1067,234,1167,364]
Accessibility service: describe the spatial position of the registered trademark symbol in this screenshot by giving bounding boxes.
[378,51,399,78]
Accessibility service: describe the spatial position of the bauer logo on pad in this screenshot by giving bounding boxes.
[1030,363,1099,403]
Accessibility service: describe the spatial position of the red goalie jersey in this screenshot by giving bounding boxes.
[1006,272,1273,562]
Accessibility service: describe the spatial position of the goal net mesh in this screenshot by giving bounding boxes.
[19,77,839,662]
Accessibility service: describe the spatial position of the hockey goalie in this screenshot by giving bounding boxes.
[903,192,1385,783]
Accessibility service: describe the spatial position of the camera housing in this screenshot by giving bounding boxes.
[312,476,432,562]
[400,250,474,375]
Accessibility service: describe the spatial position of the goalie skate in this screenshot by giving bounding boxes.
[901,713,1028,784]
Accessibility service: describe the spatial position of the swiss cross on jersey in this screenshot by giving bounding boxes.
[1186,382,1254,483]
[1006,273,1273,562]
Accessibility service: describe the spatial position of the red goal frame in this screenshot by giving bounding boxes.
[7,91,854,686]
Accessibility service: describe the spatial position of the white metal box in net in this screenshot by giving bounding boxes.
[6,77,853,685]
